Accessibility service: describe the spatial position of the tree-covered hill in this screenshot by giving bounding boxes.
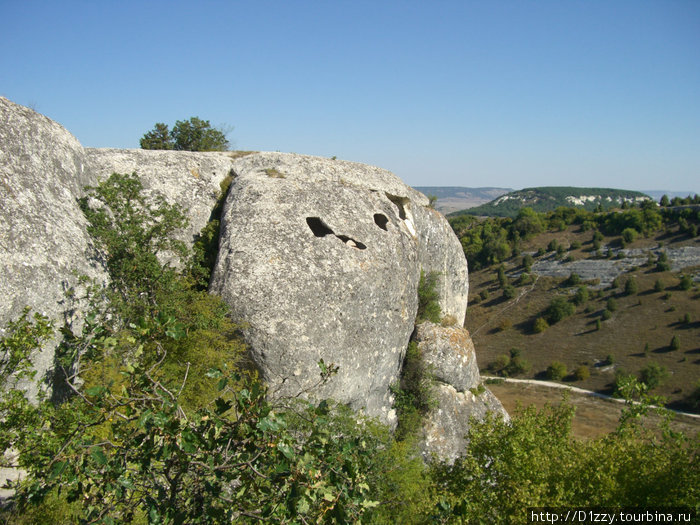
[450,186,651,218]
[412,186,512,214]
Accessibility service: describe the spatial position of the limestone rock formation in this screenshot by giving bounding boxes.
[1,98,505,461]
[210,152,470,426]
[86,148,235,251]
[415,322,507,462]
[0,97,105,392]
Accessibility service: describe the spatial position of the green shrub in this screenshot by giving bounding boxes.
[654,279,664,292]
[670,335,681,351]
[140,117,230,151]
[565,272,581,286]
[601,309,612,321]
[545,361,568,381]
[572,286,589,306]
[503,285,517,299]
[624,277,638,296]
[533,317,549,333]
[621,228,638,244]
[679,274,693,291]
[573,365,590,381]
[417,270,442,323]
[639,362,668,390]
[606,297,618,312]
[545,296,575,324]
[392,341,434,440]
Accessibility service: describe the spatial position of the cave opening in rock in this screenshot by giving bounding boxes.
[385,193,408,220]
[306,217,334,237]
[373,213,389,231]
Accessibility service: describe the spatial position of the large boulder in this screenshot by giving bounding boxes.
[85,148,236,250]
[0,97,105,393]
[415,322,507,462]
[210,152,469,425]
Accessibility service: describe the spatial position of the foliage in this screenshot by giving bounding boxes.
[638,362,668,390]
[190,174,233,286]
[545,361,568,381]
[532,317,549,333]
[624,276,638,295]
[545,296,575,324]
[679,274,693,291]
[572,365,590,381]
[140,117,230,151]
[432,392,698,524]
[416,271,442,323]
[391,342,434,441]
[670,334,681,351]
[572,285,589,306]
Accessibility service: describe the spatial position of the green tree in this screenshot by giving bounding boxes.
[624,277,638,296]
[545,296,575,324]
[139,122,173,150]
[639,362,668,390]
[545,361,567,380]
[670,334,681,351]
[140,117,230,151]
[171,117,230,151]
[416,271,441,323]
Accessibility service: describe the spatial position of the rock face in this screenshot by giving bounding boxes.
[0,97,105,393]
[86,148,236,251]
[415,322,508,462]
[1,99,505,462]
[210,152,470,426]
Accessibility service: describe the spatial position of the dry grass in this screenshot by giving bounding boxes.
[467,226,700,411]
[487,380,699,440]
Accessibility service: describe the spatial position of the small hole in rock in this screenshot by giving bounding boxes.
[306,217,334,237]
[373,213,389,231]
[337,235,366,250]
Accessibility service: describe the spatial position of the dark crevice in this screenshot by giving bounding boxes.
[306,217,366,250]
[373,213,389,231]
[336,235,366,250]
[385,193,408,220]
[306,217,334,237]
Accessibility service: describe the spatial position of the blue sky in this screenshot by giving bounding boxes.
[2,1,699,193]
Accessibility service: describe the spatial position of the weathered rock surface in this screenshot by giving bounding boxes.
[0,97,105,392]
[1,99,505,462]
[86,148,235,250]
[210,152,469,425]
[530,244,700,287]
[421,383,507,463]
[415,322,507,462]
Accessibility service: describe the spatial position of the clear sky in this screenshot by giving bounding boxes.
[2,0,699,193]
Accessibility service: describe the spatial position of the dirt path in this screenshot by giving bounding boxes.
[485,377,700,439]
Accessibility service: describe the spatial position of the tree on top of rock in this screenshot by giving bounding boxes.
[140,117,230,151]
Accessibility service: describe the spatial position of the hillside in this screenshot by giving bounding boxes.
[413,186,511,214]
[451,186,650,218]
[453,206,700,412]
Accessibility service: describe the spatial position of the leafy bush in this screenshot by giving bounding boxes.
[391,342,434,440]
[502,285,517,299]
[670,334,681,351]
[606,297,618,312]
[140,117,230,151]
[572,286,589,306]
[545,361,568,381]
[572,365,590,381]
[639,362,668,390]
[601,309,612,321]
[624,277,638,296]
[621,227,638,244]
[532,317,549,333]
[565,272,581,286]
[416,271,442,323]
[545,296,575,324]
[679,274,693,290]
